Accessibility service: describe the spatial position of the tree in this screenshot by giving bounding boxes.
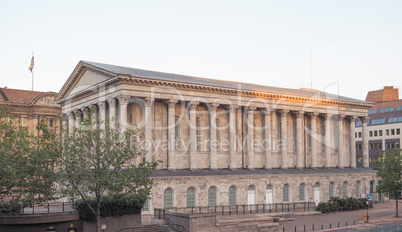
[0,110,59,211]
[58,116,158,232]
[376,148,402,217]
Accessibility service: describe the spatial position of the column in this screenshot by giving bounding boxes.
[247,106,256,169]
[144,98,154,162]
[349,116,357,168]
[228,104,237,169]
[189,102,199,170]
[89,104,98,125]
[296,111,303,169]
[98,101,106,130]
[73,109,81,128]
[310,112,318,168]
[325,113,332,167]
[280,110,289,169]
[263,109,272,169]
[167,99,178,170]
[362,117,369,168]
[67,112,75,135]
[81,107,89,122]
[210,103,219,169]
[338,114,345,168]
[108,97,117,129]
[118,95,130,131]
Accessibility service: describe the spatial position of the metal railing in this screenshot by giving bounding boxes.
[18,202,76,214]
[151,216,174,232]
[166,215,189,232]
[155,202,316,220]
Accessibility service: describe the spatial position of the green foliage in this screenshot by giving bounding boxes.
[316,197,367,213]
[0,108,60,212]
[58,114,159,232]
[376,149,402,217]
[78,194,146,222]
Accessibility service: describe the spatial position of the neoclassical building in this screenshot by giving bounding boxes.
[55,61,378,215]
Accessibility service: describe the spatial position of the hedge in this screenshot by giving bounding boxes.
[316,197,367,213]
[77,194,146,222]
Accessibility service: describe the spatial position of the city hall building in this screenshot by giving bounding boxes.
[55,61,379,216]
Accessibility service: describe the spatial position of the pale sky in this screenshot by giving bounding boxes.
[0,0,401,101]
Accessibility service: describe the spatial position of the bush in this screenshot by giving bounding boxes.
[316,197,367,213]
[78,194,146,222]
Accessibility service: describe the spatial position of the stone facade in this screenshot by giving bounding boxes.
[55,61,377,216]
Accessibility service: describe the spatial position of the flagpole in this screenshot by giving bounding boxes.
[32,52,34,91]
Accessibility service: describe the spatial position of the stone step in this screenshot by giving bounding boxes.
[142,224,171,232]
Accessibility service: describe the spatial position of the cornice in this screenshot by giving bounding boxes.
[0,101,61,109]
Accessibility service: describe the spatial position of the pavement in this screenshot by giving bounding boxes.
[280,200,402,231]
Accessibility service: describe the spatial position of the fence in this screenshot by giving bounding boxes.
[18,202,76,214]
[154,202,316,220]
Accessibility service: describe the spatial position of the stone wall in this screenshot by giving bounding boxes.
[149,170,378,211]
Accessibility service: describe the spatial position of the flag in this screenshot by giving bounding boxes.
[28,56,34,72]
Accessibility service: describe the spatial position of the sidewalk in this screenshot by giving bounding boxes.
[281,200,402,231]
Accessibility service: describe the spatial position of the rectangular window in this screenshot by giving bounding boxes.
[398,129,400,135]
[368,109,378,114]
[49,118,54,128]
[396,142,400,149]
[21,117,27,127]
[386,129,390,136]
[378,143,382,149]
[370,143,373,150]
[175,116,180,150]
[374,131,378,136]
[374,143,378,149]
[358,132,362,138]
[391,129,395,135]
[369,131,373,137]
[397,106,402,111]
[142,198,149,212]
[379,130,383,136]
[355,132,357,138]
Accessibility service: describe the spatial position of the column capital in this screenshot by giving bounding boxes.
[61,114,68,120]
[117,95,130,105]
[348,115,358,121]
[107,97,117,108]
[98,100,107,108]
[360,116,369,123]
[211,103,220,110]
[294,111,304,118]
[66,111,74,118]
[227,104,238,112]
[338,114,345,119]
[278,109,289,116]
[324,113,333,119]
[188,101,199,110]
[89,104,97,110]
[73,109,81,116]
[81,107,89,113]
[246,106,257,113]
[262,108,272,114]
[306,112,319,118]
[166,99,178,108]
[145,97,154,107]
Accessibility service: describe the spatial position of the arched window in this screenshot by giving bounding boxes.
[329,182,335,198]
[208,187,217,207]
[266,184,274,205]
[283,184,290,202]
[299,183,306,201]
[342,181,348,198]
[229,186,237,206]
[355,181,361,197]
[164,188,173,209]
[187,187,196,208]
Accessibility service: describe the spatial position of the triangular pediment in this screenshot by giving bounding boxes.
[68,69,110,95]
[56,61,117,102]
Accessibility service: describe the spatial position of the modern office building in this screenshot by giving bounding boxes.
[355,86,402,169]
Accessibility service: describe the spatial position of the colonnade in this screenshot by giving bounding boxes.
[63,95,369,170]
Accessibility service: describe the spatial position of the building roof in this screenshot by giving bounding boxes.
[150,167,376,178]
[0,87,43,103]
[80,61,371,105]
[365,86,399,103]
